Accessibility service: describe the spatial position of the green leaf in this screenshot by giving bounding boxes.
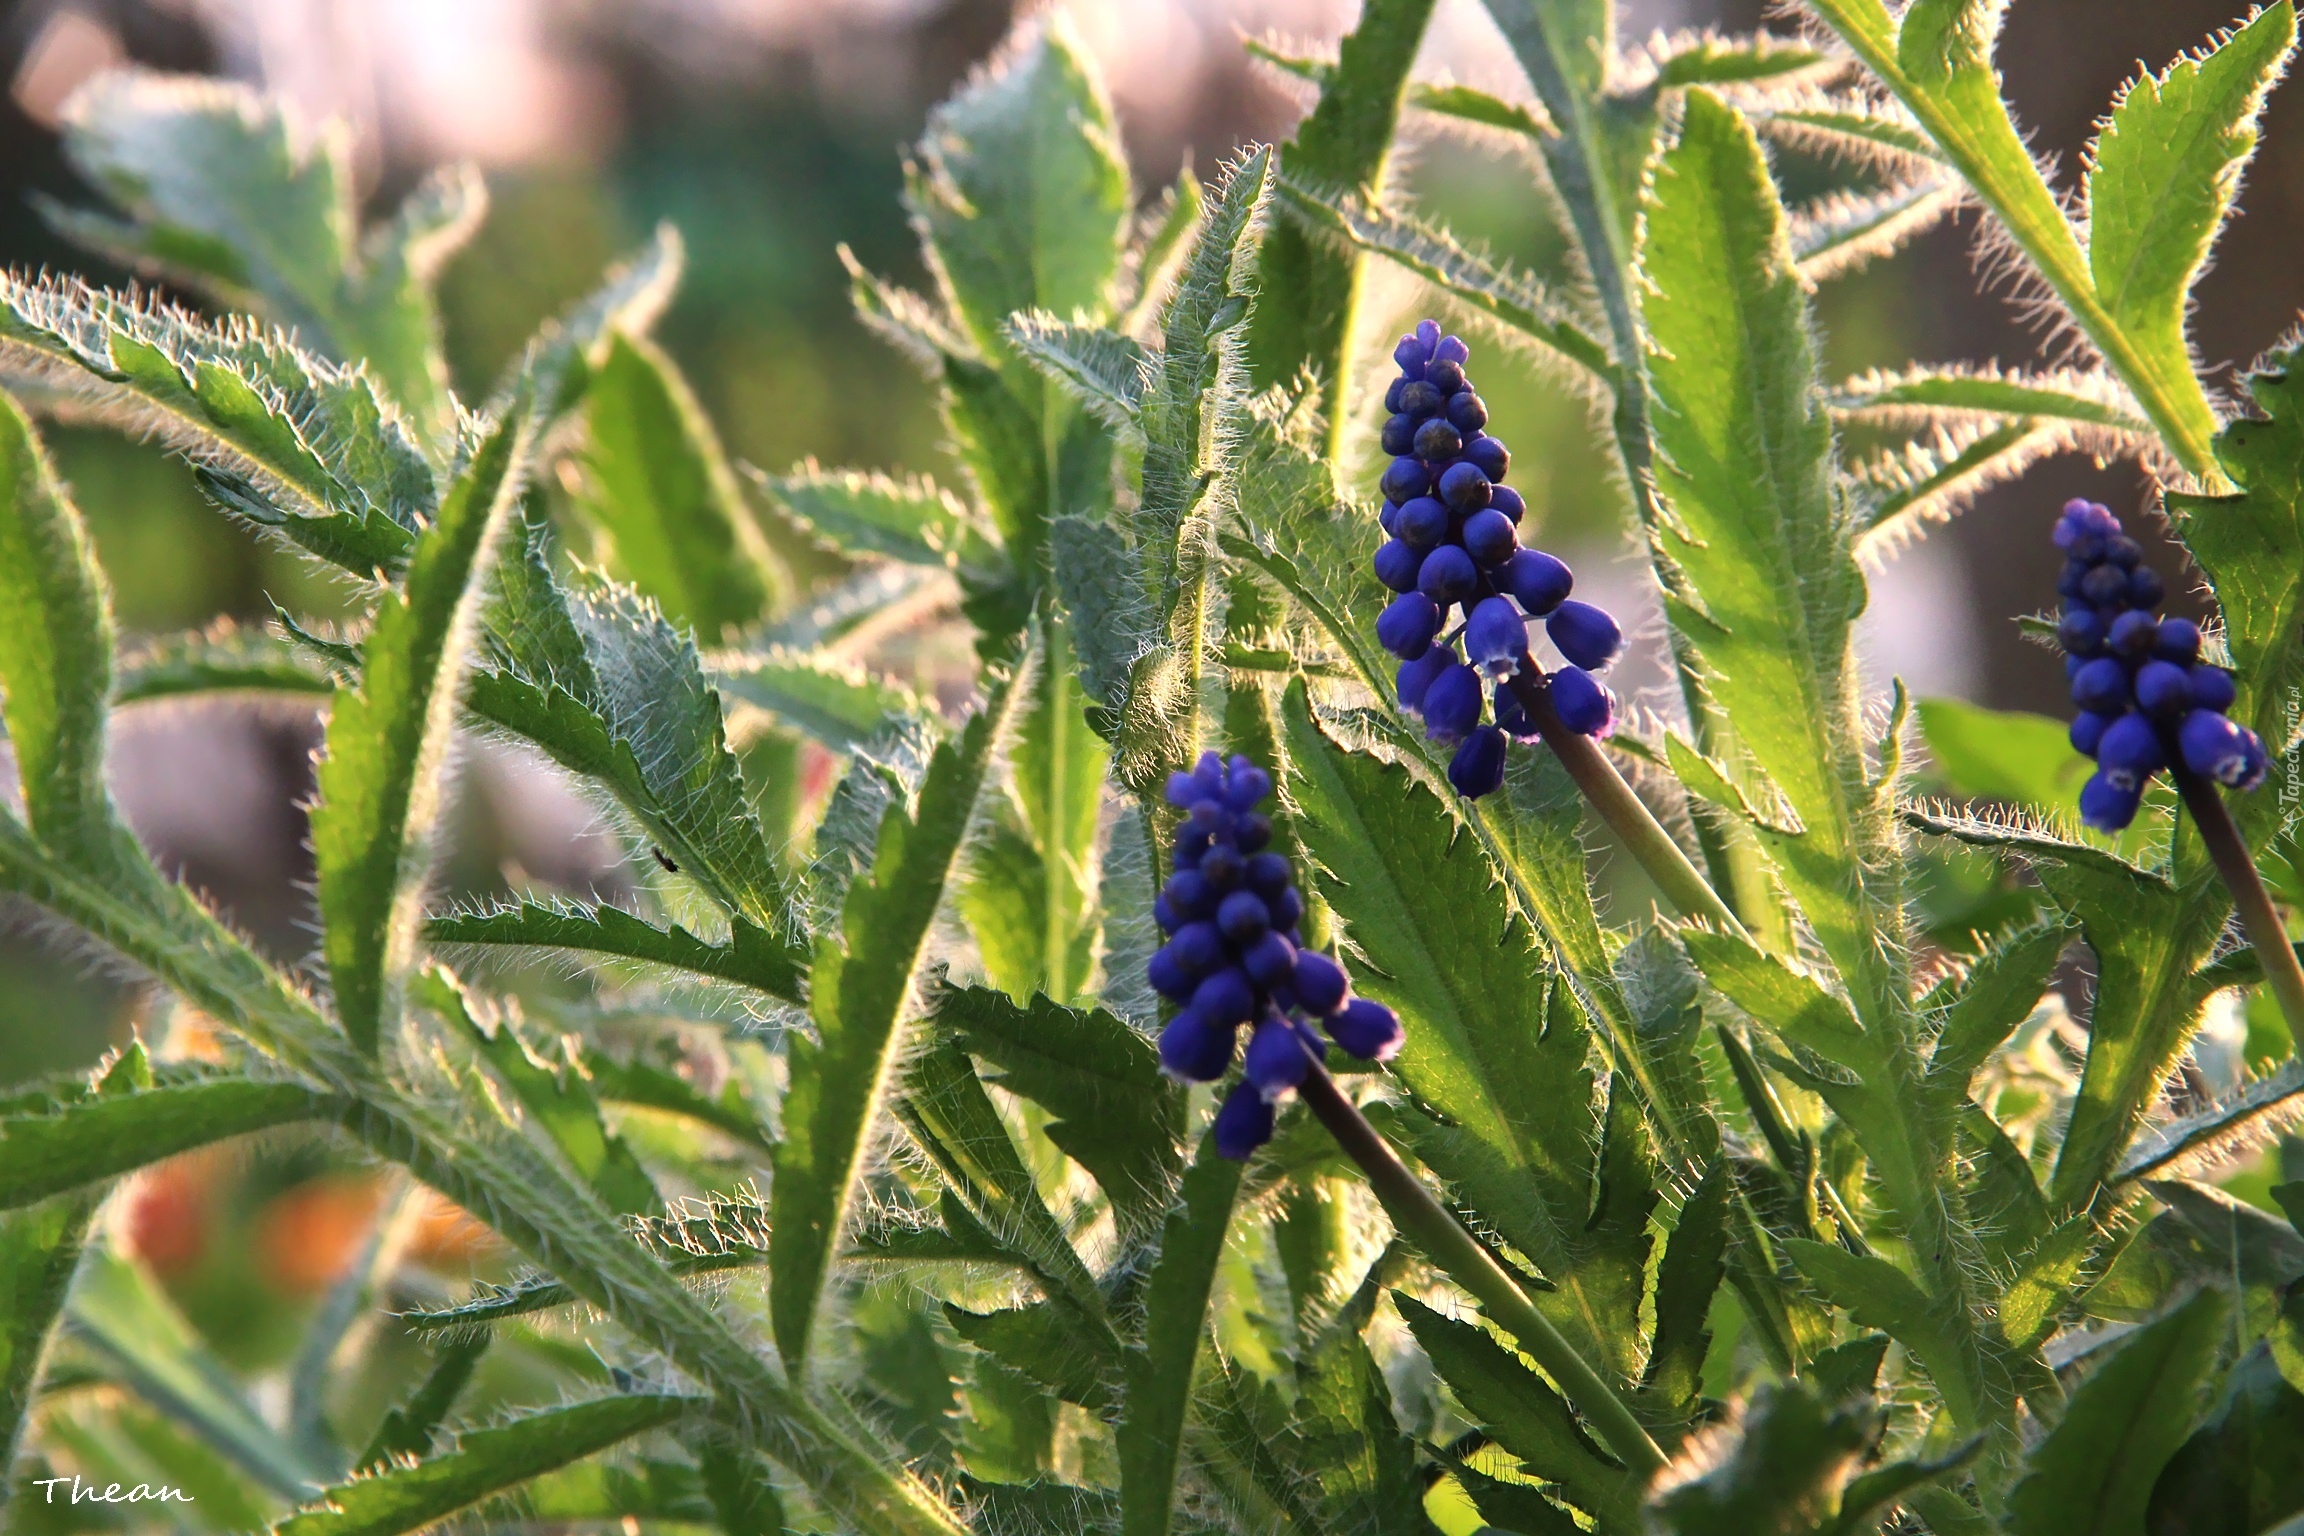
[2147,1342,2304,1536]
[0,275,435,575]
[577,333,786,640]
[425,897,801,1005]
[70,1250,324,1500]
[1749,96,1944,166]
[1789,171,1963,281]
[112,620,337,705]
[0,1195,96,1479]
[1783,1240,1986,1430]
[2007,1288,2227,1536]
[1278,687,1609,1333]
[1917,698,2093,813]
[0,1073,337,1209]
[355,1336,488,1472]
[487,224,683,425]
[1278,1284,1433,1536]
[712,645,923,753]
[420,969,659,1218]
[771,661,1022,1372]
[0,388,122,870]
[312,407,531,1055]
[1647,1380,1879,1536]
[1650,33,1830,86]
[1924,920,2068,1104]
[1394,1294,1634,1530]
[932,984,1183,1238]
[948,1300,1116,1411]
[1004,313,1149,435]
[1831,364,2151,437]
[273,1394,694,1536]
[49,71,484,444]
[1643,1160,1730,1418]
[2084,6,2295,450]
[582,1048,772,1155]
[471,515,803,947]
[2168,341,2304,828]
[1640,90,1899,1038]
[699,1446,787,1536]
[1846,418,2064,554]
[2116,1059,2304,1186]
[1117,1129,1243,1536]
[1270,177,1613,382]
[755,463,993,570]
[1247,0,1439,417]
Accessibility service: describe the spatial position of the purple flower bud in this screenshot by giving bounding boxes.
[2153,618,2201,664]
[1502,549,1573,616]
[1191,967,1255,1028]
[1147,946,1194,1001]
[1549,665,1615,737]
[1326,997,1404,1060]
[1394,333,1431,372]
[1244,1015,1312,1098]
[1423,663,1485,743]
[1462,508,1518,567]
[1489,484,1525,524]
[1246,851,1291,897]
[1448,725,1508,798]
[1270,885,1304,933]
[1214,1078,1276,1159]
[1417,544,1478,606]
[1218,889,1272,944]
[1225,756,1271,810]
[1243,931,1297,988]
[1160,1010,1236,1081]
[2080,565,2130,607]
[2069,709,2119,758]
[1374,538,1425,595]
[1380,414,1417,457]
[1416,318,1442,352]
[2097,713,2165,791]
[1400,380,1443,418]
[1447,391,1488,434]
[1153,893,1178,933]
[1466,597,1528,680]
[1397,643,1458,713]
[2057,608,2106,656]
[2189,664,2237,713]
[1384,377,1406,413]
[1292,950,1349,1015]
[2105,535,2142,569]
[2071,657,2130,714]
[1415,417,1464,461]
[2078,770,2142,832]
[1164,770,1202,807]
[1433,333,1470,367]
[2107,610,2159,660]
[1397,496,1449,549]
[2134,659,2191,720]
[1164,868,1211,919]
[1381,457,1431,503]
[1169,920,1225,976]
[1438,461,1492,514]
[2127,566,2164,607]
[1548,600,1623,672]
[1378,592,1442,661]
[2179,710,2266,788]
[1464,436,1509,482]
[1425,358,1467,396]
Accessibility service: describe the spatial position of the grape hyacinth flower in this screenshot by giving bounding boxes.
[1374,320,1624,799]
[2053,499,2268,831]
[1147,752,1404,1159]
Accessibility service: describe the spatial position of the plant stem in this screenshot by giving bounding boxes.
[2175,768,2304,1036]
[1296,1064,1668,1480]
[1502,665,1749,940]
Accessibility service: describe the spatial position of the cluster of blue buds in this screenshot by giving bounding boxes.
[1370,320,1623,800]
[2055,499,2267,831]
[1148,752,1404,1159]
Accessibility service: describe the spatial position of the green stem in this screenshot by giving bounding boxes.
[1501,665,1749,940]
[2176,768,2304,1036]
[1296,1064,1668,1480]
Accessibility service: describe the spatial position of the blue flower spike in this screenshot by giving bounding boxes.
[1148,751,1404,1158]
[2052,500,2268,831]
[1369,321,1624,798]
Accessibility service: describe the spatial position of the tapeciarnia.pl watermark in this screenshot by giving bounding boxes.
[31,1475,194,1505]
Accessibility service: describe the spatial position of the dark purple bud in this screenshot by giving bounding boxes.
[1325,998,1404,1061]
[2108,610,2159,659]
[2078,771,2142,832]
[1397,643,1458,713]
[2180,710,2266,788]
[1381,457,1431,503]
[1549,665,1615,737]
[1153,893,1179,933]
[1378,593,1442,660]
[1423,663,1485,744]
[1393,333,1430,372]
[1374,539,1424,593]
[1214,1078,1276,1159]
[1226,758,1272,810]
[1218,889,1272,944]
[2079,564,2130,607]
[1381,414,1419,457]
[1269,885,1304,932]
[2057,608,2106,656]
[1464,436,1509,482]
[1169,920,1225,976]
[2097,713,2165,791]
[1378,499,1400,535]
[2071,657,2130,713]
[1399,380,1444,418]
[1418,544,1479,605]
[1548,600,1623,671]
[1415,417,1464,461]
[1465,596,1528,680]
[2070,709,2118,758]
[1236,813,1272,852]
[1243,930,1297,988]
[1160,1010,1236,1082]
[1164,769,1202,807]
[1462,508,1518,567]
[1384,377,1406,413]
[2152,618,2201,664]
[2127,566,2164,607]
[1397,496,1449,549]
[2069,530,2109,564]
[1502,549,1573,616]
[1425,358,1467,396]
[1489,484,1526,524]
[1438,461,1493,514]
[1192,967,1256,1028]
[1164,868,1211,918]
[2105,534,2142,569]
[1148,947,1195,1001]
[2134,659,2191,720]
[1448,391,1488,434]
[1448,725,1508,798]
[2189,664,2236,713]
[2056,559,2090,599]
[1245,852,1291,897]
[1200,845,1243,892]
[1434,333,1470,366]
[1244,1016,1312,1097]
[1292,950,1349,1015]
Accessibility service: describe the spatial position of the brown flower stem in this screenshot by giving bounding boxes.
[2175,767,2304,1037]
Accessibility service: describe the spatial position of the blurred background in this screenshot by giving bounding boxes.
[0,0,2296,1309]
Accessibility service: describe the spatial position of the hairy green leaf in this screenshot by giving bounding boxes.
[1783,1240,1985,1429]
[752,463,990,570]
[426,898,801,1004]
[113,620,337,704]
[355,1336,487,1473]
[578,333,786,639]
[712,645,923,753]
[0,1074,338,1209]
[312,409,531,1055]
[772,662,1021,1372]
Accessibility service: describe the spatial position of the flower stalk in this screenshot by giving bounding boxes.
[2176,767,2304,1036]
